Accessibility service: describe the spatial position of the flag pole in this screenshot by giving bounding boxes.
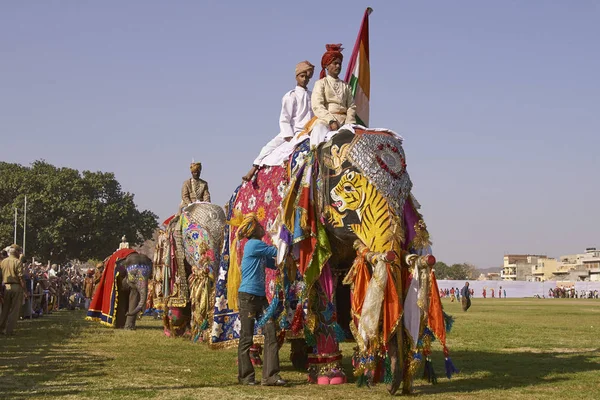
[23,195,27,256]
[14,207,18,244]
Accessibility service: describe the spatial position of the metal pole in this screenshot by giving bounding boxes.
[14,207,18,244]
[23,195,27,256]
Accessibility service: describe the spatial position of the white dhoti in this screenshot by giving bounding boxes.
[254,134,302,167]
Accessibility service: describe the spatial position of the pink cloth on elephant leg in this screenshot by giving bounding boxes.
[319,263,334,302]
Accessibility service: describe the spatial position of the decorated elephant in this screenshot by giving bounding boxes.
[158,202,226,341]
[86,249,152,330]
[115,252,153,329]
[212,126,453,395]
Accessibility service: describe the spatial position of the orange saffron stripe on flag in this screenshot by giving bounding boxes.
[358,42,370,99]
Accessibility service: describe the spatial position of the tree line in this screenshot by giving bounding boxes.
[432,261,477,280]
[0,160,158,263]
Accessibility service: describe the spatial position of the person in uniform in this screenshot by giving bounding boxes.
[181,162,211,207]
[0,244,28,335]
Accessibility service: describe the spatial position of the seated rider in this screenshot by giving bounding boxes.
[310,44,357,147]
[243,61,315,182]
[181,162,211,207]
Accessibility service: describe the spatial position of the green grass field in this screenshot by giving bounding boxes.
[1,299,599,399]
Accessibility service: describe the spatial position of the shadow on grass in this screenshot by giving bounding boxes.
[414,349,600,395]
[0,311,110,399]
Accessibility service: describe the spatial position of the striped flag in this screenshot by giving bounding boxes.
[345,7,372,127]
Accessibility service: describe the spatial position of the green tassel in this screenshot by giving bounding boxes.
[304,326,316,347]
[200,319,208,330]
[443,311,454,334]
[332,321,347,343]
[356,373,367,387]
[384,353,393,384]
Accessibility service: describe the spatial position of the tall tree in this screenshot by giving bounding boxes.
[0,161,158,262]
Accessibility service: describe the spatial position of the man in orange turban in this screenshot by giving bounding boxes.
[310,44,357,147]
[243,61,316,181]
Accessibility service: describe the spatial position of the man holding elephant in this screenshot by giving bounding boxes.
[236,213,286,387]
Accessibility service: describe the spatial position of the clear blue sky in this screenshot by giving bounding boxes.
[2,1,598,268]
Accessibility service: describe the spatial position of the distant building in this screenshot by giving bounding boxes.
[531,257,559,282]
[501,254,545,281]
[501,248,600,282]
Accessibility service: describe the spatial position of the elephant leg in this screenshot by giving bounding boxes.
[289,339,309,370]
[387,331,403,395]
[125,289,140,330]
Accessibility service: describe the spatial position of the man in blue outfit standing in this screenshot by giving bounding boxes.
[236,213,286,387]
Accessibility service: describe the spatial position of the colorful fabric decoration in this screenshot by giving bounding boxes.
[210,166,289,347]
[86,248,136,326]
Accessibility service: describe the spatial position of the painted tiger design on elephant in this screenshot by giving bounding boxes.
[328,169,402,256]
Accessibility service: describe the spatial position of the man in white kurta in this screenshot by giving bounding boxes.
[243,61,315,181]
[310,44,356,148]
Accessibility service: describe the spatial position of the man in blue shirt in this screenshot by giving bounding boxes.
[236,213,286,387]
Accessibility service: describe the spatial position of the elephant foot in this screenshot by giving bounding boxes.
[309,364,346,385]
[387,380,401,395]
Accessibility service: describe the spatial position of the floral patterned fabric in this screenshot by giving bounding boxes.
[211,166,289,347]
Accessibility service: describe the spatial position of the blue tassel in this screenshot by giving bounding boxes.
[445,357,459,379]
[332,322,347,343]
[443,311,454,334]
[423,358,437,384]
[257,296,279,328]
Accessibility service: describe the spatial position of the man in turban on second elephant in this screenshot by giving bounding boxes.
[181,162,211,207]
[310,44,356,147]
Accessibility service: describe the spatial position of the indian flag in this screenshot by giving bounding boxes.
[345,7,372,127]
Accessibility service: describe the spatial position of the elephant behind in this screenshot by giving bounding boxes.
[115,252,153,330]
[160,202,226,340]
[86,249,152,330]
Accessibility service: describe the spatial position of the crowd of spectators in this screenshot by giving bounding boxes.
[548,286,599,299]
[0,248,103,322]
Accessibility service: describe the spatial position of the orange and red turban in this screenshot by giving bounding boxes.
[320,43,344,79]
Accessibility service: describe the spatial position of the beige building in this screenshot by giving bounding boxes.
[551,248,600,282]
[531,257,559,282]
[501,254,546,281]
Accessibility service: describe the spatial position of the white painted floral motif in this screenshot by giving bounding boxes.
[264,189,273,205]
[216,295,227,311]
[277,181,287,198]
[233,318,241,334]
[248,195,257,210]
[212,322,223,338]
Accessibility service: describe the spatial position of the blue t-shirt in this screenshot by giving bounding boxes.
[238,239,277,297]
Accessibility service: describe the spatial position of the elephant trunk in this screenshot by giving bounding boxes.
[128,285,147,316]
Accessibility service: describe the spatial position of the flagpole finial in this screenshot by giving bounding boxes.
[366,7,373,14]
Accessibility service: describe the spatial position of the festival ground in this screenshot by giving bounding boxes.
[1,299,599,400]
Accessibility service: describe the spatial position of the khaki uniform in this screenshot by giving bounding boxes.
[0,255,24,334]
[181,178,211,206]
